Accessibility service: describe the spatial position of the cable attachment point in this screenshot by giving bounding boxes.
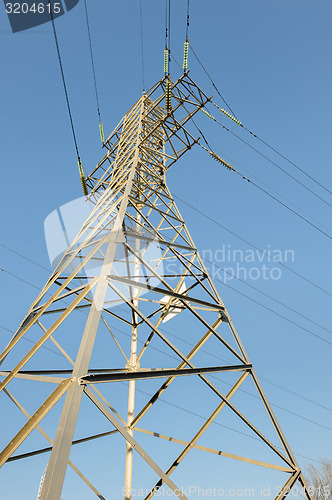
[165,77,172,112]
[99,121,105,144]
[200,108,217,121]
[78,159,88,196]
[164,48,169,75]
[209,151,234,171]
[183,39,189,72]
[214,103,242,126]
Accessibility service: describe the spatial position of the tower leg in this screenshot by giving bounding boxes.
[124,374,137,499]
[124,205,141,500]
[39,283,108,500]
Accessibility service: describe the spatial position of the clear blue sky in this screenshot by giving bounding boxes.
[0,1,331,499]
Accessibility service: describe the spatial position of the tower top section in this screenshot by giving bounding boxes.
[87,73,210,194]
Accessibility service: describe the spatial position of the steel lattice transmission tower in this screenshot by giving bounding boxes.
[0,74,312,500]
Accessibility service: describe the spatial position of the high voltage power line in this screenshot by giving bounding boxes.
[202,266,332,346]
[201,109,332,211]
[156,331,332,431]
[47,0,88,194]
[159,325,332,414]
[208,143,332,234]
[189,41,332,198]
[198,258,332,335]
[83,0,105,144]
[188,42,238,120]
[188,109,332,236]
[206,104,332,209]
[171,196,331,297]
[170,51,332,240]
[200,139,332,240]
[139,0,146,93]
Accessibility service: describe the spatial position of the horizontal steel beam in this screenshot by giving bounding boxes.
[7,429,119,463]
[12,368,126,375]
[0,371,65,384]
[124,230,197,253]
[79,365,252,384]
[134,427,294,473]
[107,274,225,311]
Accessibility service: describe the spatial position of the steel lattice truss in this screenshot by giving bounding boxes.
[0,74,312,500]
